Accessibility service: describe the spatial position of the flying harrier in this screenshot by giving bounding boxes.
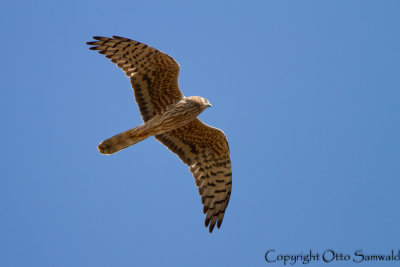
[87,36,231,233]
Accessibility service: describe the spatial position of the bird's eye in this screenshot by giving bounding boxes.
[203,98,208,104]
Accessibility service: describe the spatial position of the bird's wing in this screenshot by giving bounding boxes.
[87,36,183,122]
[155,119,232,233]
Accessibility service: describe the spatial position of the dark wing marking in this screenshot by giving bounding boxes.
[155,119,232,233]
[87,36,183,121]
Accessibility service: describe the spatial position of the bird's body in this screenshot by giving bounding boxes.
[98,96,211,154]
[87,36,231,233]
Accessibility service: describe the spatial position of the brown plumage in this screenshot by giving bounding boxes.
[87,36,231,233]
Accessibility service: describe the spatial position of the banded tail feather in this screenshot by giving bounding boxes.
[98,125,150,155]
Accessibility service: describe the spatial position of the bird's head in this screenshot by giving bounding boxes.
[186,96,212,109]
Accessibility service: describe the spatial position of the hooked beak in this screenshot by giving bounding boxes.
[207,103,212,107]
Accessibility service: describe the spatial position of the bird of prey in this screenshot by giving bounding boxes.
[87,36,231,233]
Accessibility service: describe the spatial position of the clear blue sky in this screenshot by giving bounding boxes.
[1,1,399,266]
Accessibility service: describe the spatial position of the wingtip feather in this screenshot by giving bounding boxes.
[209,222,216,233]
[112,35,129,41]
[93,36,108,40]
[217,216,224,228]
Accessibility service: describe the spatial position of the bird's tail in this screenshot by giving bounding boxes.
[97,125,150,155]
